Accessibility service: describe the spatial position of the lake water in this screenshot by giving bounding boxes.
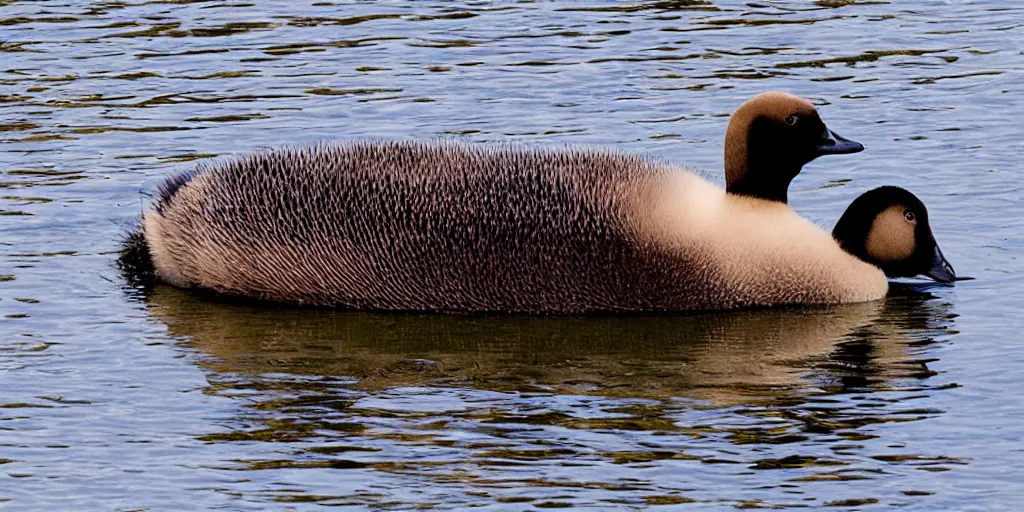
[2,0,1022,509]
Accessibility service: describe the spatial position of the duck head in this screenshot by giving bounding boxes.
[833,186,959,283]
[725,92,864,203]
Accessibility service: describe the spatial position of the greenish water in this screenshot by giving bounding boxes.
[1,1,1022,509]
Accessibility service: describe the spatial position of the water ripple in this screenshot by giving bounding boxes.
[1,0,1022,509]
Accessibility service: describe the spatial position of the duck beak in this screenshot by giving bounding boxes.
[923,245,957,283]
[816,129,864,156]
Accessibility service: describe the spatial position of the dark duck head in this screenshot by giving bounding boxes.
[833,186,960,283]
[724,92,864,204]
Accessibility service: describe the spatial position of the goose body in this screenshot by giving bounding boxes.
[129,140,889,313]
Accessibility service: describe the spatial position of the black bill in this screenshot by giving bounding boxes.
[816,129,864,156]
[924,245,957,283]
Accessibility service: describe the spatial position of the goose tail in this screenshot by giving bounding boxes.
[118,219,156,288]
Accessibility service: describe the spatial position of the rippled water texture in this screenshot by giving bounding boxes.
[2,1,1023,509]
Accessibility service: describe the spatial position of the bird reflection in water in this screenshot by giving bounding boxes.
[144,284,955,404]
[136,284,962,498]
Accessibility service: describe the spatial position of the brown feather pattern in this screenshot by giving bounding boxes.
[142,140,731,313]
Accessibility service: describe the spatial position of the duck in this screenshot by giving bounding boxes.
[119,137,956,313]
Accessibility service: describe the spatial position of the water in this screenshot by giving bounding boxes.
[2,0,1022,509]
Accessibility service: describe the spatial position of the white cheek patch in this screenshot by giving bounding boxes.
[866,206,916,263]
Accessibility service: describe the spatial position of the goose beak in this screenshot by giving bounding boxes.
[924,245,957,283]
[816,129,864,156]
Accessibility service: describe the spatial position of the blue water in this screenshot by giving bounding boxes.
[1,1,1022,509]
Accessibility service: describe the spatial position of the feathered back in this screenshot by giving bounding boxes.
[130,140,713,313]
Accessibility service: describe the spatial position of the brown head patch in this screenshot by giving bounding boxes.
[722,92,851,203]
[724,91,816,187]
[865,205,917,263]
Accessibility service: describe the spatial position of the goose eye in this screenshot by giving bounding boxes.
[784,115,799,126]
[904,211,916,222]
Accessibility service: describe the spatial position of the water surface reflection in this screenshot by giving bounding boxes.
[142,286,961,507]
[153,285,953,401]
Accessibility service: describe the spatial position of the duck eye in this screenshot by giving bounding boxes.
[904,211,916,222]
[784,115,799,126]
